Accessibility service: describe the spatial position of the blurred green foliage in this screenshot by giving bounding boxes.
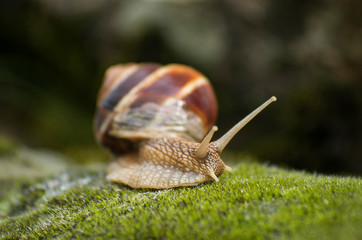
[0,0,361,174]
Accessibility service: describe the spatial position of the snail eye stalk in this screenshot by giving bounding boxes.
[196,126,218,159]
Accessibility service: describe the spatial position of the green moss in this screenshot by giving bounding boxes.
[0,157,361,240]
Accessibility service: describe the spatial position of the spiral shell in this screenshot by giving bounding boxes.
[94,63,218,155]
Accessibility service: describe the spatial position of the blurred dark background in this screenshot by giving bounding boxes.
[0,0,361,175]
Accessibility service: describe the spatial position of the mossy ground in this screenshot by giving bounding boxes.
[0,155,361,240]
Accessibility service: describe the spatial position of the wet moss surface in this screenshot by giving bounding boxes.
[0,155,361,240]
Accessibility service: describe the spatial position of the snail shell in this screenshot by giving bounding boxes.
[94,63,277,189]
[94,63,217,155]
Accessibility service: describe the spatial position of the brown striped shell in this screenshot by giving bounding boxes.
[94,62,277,189]
[94,63,217,155]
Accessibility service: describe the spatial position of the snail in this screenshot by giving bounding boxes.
[94,63,276,189]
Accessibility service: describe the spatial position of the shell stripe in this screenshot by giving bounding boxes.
[176,76,209,98]
[129,67,200,108]
[150,76,214,131]
[114,65,195,114]
[102,63,161,110]
[95,64,139,145]
[98,64,139,103]
[183,84,218,130]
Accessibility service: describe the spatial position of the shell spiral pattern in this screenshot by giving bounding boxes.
[94,63,217,155]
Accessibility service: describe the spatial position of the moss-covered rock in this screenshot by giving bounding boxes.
[0,154,361,239]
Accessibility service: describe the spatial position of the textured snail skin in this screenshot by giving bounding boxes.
[106,138,226,189]
[94,63,224,189]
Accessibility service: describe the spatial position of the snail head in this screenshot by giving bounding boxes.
[195,96,277,181]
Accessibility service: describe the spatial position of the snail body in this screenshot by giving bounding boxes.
[94,63,276,189]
